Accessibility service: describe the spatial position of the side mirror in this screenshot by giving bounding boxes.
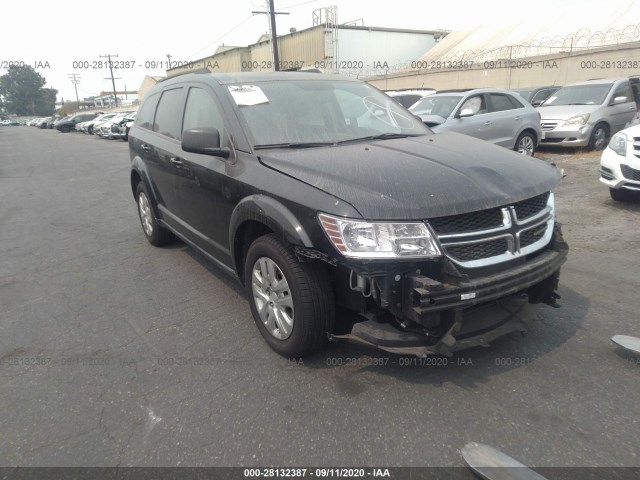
[182,127,230,159]
[458,108,475,118]
[612,96,628,105]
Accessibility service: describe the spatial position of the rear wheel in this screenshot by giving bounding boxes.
[515,132,536,156]
[245,234,334,357]
[135,182,174,246]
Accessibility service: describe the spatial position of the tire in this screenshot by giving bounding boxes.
[61,125,70,133]
[135,182,174,246]
[515,132,536,156]
[610,188,630,202]
[88,126,93,135]
[244,234,335,357]
[588,123,609,151]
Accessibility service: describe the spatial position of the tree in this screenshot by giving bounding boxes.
[0,65,58,116]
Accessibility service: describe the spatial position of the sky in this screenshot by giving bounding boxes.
[0,0,622,102]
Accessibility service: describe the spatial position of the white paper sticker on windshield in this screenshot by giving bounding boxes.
[228,85,269,106]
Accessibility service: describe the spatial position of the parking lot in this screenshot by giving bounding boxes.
[1,126,639,471]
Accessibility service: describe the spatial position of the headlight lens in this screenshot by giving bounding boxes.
[561,114,590,126]
[608,132,627,156]
[318,213,441,259]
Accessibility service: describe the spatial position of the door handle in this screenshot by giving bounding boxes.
[514,116,521,120]
[484,121,492,125]
[170,157,184,167]
[140,144,150,152]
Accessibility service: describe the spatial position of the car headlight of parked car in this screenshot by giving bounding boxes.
[608,132,628,156]
[319,213,441,259]
[561,113,590,127]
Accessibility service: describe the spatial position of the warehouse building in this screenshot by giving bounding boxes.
[167,7,448,78]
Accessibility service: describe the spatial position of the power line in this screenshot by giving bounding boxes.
[187,15,255,60]
[279,0,318,10]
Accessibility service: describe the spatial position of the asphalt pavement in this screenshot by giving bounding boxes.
[1,127,639,471]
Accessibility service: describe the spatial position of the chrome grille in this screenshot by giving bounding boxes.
[431,193,554,267]
[634,137,640,158]
[541,121,558,131]
[520,225,547,248]
[446,238,509,262]
[620,164,640,181]
[513,192,550,221]
[429,208,503,234]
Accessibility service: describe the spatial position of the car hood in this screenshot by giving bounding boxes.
[258,133,560,220]
[537,104,602,120]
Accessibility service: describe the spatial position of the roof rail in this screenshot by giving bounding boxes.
[158,68,212,83]
[436,88,478,93]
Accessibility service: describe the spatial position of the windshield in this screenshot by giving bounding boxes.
[227,80,429,147]
[409,95,462,118]
[514,89,534,101]
[542,84,612,106]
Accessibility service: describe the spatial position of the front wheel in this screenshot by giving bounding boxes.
[588,124,609,151]
[245,234,335,357]
[515,132,536,156]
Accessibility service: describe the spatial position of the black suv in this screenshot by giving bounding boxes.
[129,72,568,358]
[56,113,98,133]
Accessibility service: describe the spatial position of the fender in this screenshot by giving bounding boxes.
[130,157,163,214]
[229,195,314,271]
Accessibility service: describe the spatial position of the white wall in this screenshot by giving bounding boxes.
[331,29,437,78]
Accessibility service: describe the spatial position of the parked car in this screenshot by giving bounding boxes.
[129,71,568,358]
[384,88,435,109]
[55,113,99,133]
[37,116,54,128]
[410,88,543,156]
[52,116,72,129]
[538,77,638,150]
[81,113,116,134]
[109,111,136,140]
[97,112,134,138]
[599,123,640,201]
[513,86,560,107]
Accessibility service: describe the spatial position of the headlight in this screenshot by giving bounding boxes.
[608,132,627,156]
[318,213,441,259]
[561,114,590,127]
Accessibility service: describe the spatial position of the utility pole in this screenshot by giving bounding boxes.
[100,54,121,107]
[252,1,289,71]
[68,74,81,110]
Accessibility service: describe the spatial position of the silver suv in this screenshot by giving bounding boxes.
[538,77,638,150]
[409,88,543,156]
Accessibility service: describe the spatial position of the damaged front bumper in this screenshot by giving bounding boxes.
[331,224,569,357]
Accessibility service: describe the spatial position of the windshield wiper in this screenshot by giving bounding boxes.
[254,142,335,150]
[337,133,423,145]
